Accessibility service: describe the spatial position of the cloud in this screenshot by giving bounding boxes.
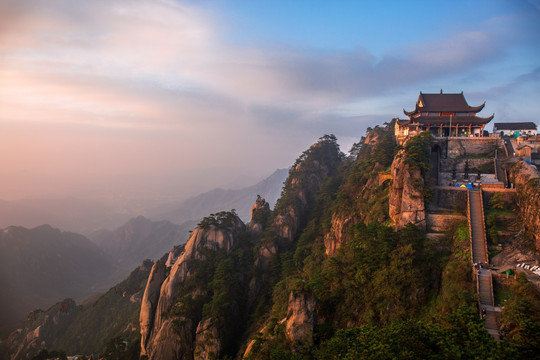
[0,0,512,129]
[0,0,538,204]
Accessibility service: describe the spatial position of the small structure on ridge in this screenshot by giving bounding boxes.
[395,90,494,141]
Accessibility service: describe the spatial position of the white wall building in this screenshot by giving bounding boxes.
[492,122,537,136]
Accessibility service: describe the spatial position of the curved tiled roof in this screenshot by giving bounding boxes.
[404,91,485,116]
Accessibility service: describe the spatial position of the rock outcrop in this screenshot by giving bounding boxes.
[389,148,426,230]
[194,317,221,360]
[248,196,271,236]
[250,137,342,305]
[7,259,153,359]
[140,214,245,360]
[324,212,356,256]
[260,138,342,265]
[509,160,540,250]
[7,299,79,360]
[323,127,396,256]
[140,260,167,352]
[284,290,318,351]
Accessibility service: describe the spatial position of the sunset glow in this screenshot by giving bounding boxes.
[1,0,539,202]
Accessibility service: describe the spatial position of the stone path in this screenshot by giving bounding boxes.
[468,189,501,339]
[495,158,507,187]
[504,138,515,157]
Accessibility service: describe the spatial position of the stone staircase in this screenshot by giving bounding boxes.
[495,158,507,187]
[468,189,500,339]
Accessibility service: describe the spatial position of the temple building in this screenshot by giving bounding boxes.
[492,122,537,137]
[395,91,494,140]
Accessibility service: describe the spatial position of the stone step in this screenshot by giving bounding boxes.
[469,189,498,339]
[485,311,498,329]
[480,294,492,304]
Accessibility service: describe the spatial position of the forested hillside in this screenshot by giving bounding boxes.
[4,124,539,359]
[137,125,539,359]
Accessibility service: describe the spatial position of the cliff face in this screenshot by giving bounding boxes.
[389,151,426,229]
[7,259,153,359]
[324,212,356,256]
[139,260,167,352]
[323,127,394,256]
[7,299,79,360]
[140,214,245,360]
[138,137,345,360]
[509,160,540,250]
[193,318,221,359]
[284,290,318,351]
[388,133,432,230]
[248,196,271,237]
[253,137,342,269]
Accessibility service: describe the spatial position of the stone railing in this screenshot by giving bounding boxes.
[488,269,495,306]
[467,190,482,313]
[478,188,489,264]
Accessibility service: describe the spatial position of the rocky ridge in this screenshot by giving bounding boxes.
[140,214,246,359]
[6,260,154,359]
[388,149,427,229]
[323,127,394,256]
[139,136,343,360]
[509,160,540,251]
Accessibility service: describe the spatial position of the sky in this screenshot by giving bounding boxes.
[1,0,540,204]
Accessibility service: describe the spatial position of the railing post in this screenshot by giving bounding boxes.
[478,189,489,264]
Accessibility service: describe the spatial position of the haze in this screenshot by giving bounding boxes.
[1,0,539,209]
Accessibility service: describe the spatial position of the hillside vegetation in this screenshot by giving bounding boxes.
[5,125,539,359]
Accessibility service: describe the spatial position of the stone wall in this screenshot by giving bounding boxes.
[430,186,468,213]
[442,138,503,158]
[439,158,494,173]
[427,214,467,232]
[482,189,517,209]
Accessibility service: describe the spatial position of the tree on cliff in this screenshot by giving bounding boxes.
[403,131,433,173]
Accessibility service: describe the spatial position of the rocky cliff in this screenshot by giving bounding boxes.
[6,259,154,359]
[261,135,343,262]
[140,212,245,359]
[284,290,318,352]
[248,196,271,236]
[139,136,344,360]
[389,133,432,230]
[6,126,540,360]
[509,160,540,250]
[389,150,426,229]
[249,136,343,310]
[7,299,79,360]
[323,126,395,256]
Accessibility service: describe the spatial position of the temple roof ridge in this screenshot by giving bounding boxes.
[404,91,485,115]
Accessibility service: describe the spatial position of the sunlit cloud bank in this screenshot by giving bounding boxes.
[1,0,539,202]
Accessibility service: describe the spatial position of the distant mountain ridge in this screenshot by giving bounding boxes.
[6,260,156,358]
[148,168,288,224]
[89,216,196,272]
[0,224,114,337]
[0,169,287,339]
[0,169,288,236]
[0,197,134,236]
